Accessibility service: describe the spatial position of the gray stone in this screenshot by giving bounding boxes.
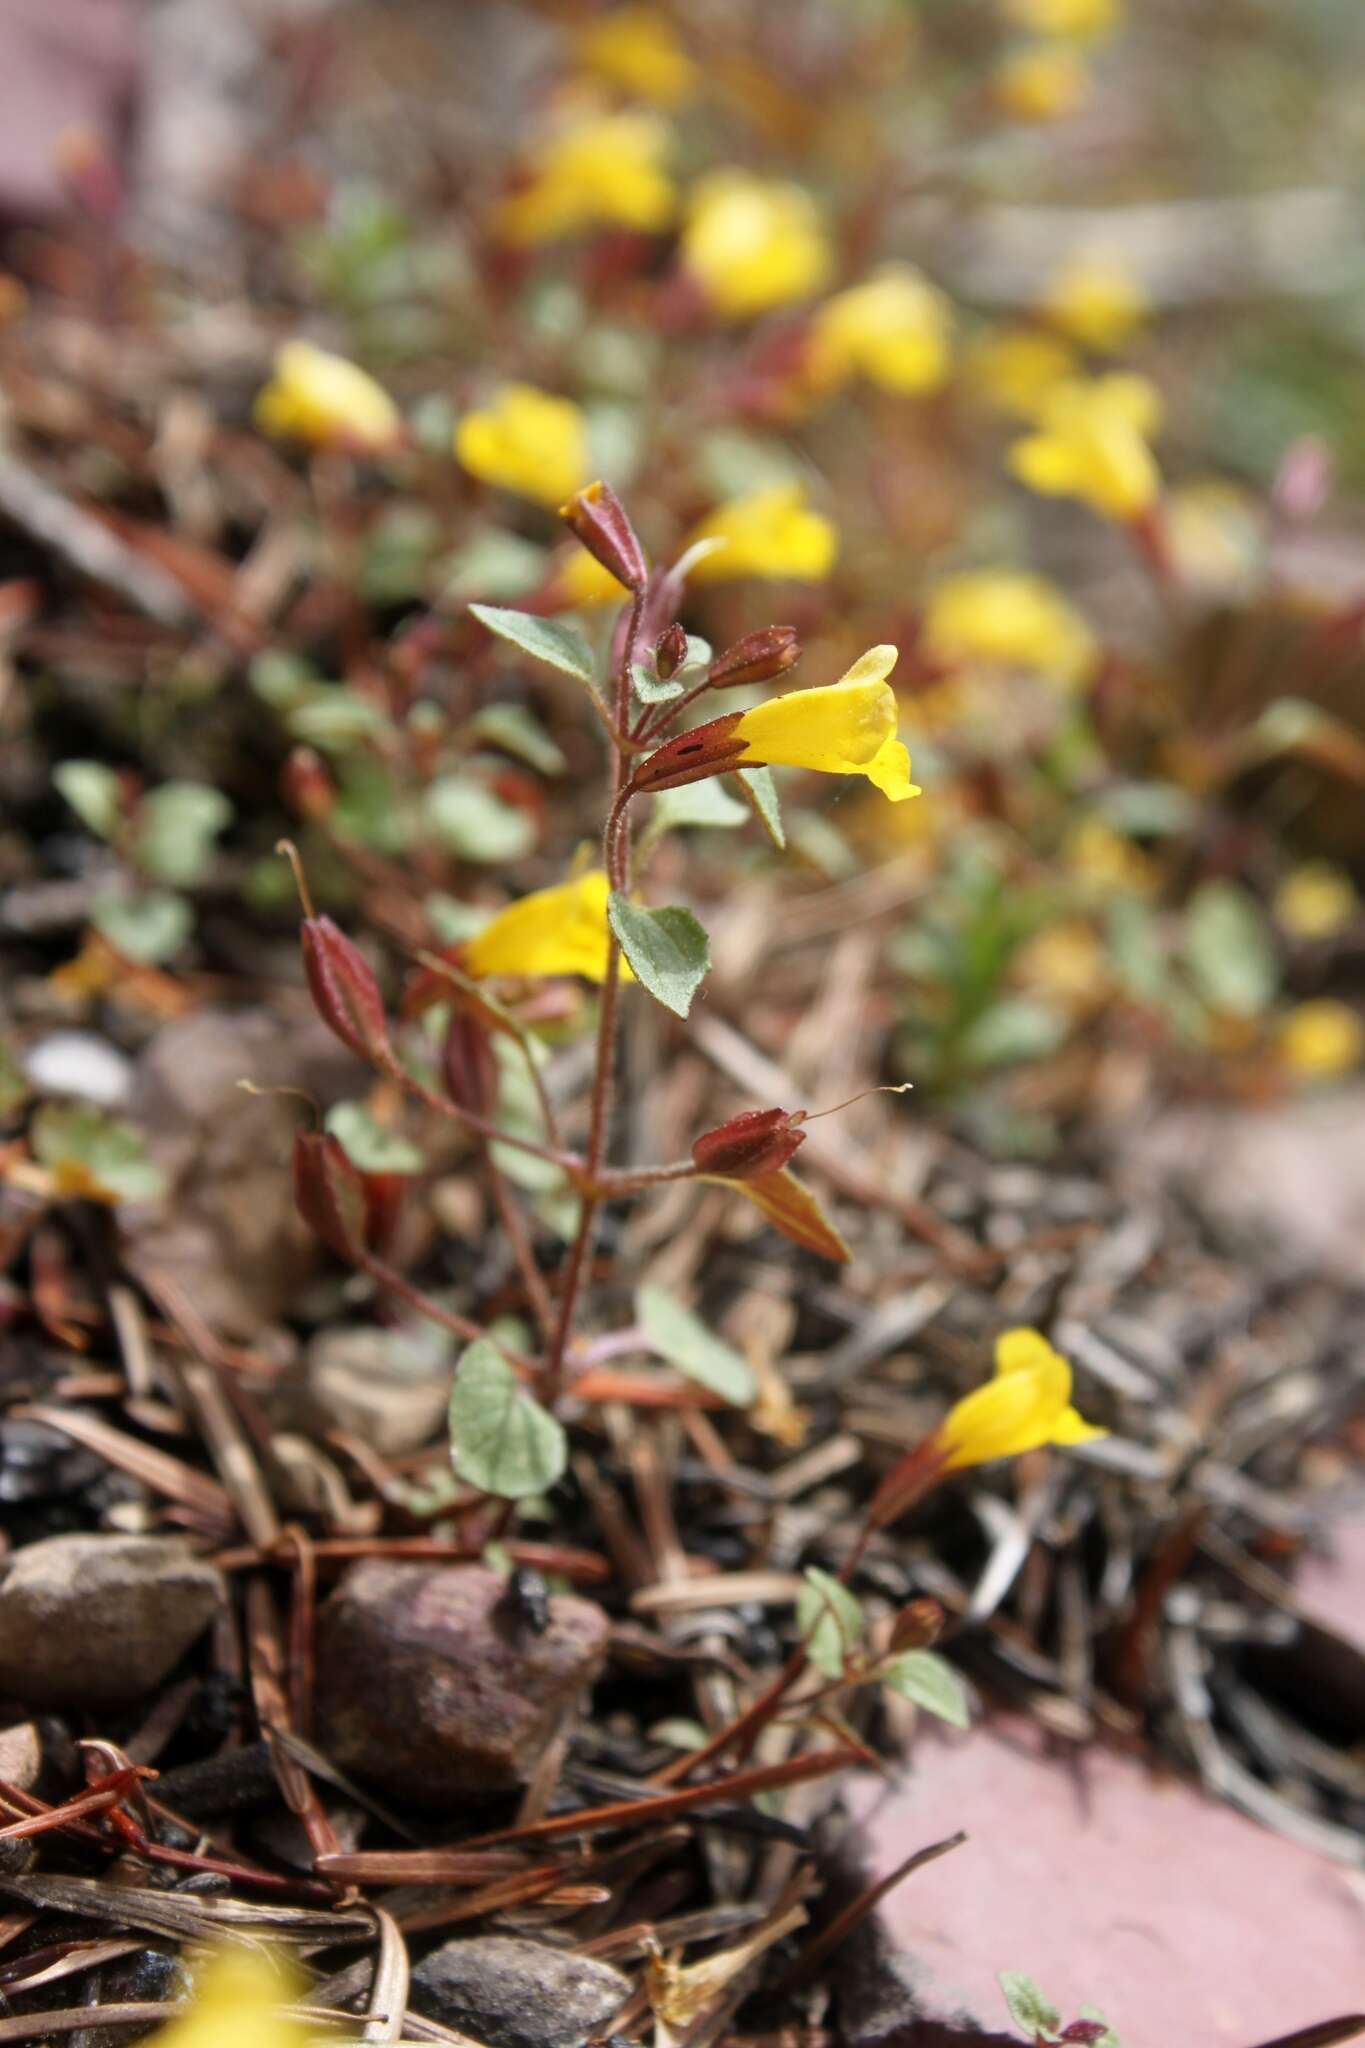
[315,1561,609,1808]
[303,1324,451,1457]
[0,1535,226,1708]
[409,1936,629,2048]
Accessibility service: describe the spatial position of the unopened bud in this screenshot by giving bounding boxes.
[692,1106,805,1180]
[559,479,647,593]
[359,1169,405,1259]
[281,746,334,821]
[708,625,800,690]
[293,1130,367,1261]
[301,917,391,1065]
[654,622,689,680]
[631,711,748,795]
[441,1008,499,1120]
[887,1597,944,1655]
[1060,2026,1110,2045]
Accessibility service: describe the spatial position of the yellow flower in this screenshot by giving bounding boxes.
[463,872,619,983]
[685,484,837,582]
[938,1327,1106,1469]
[1274,862,1358,940]
[1016,922,1109,1009]
[804,264,953,397]
[149,1949,303,2048]
[548,544,629,608]
[922,570,1096,686]
[733,645,918,802]
[1009,373,1161,520]
[495,111,676,243]
[1042,254,1148,352]
[1277,999,1363,1079]
[454,384,589,509]
[682,170,830,319]
[993,41,1090,121]
[573,7,697,106]
[254,341,400,453]
[1065,815,1157,897]
[967,325,1079,419]
[1000,0,1121,39]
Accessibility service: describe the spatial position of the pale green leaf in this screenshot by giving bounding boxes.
[998,1972,1062,2043]
[326,1101,423,1174]
[448,1338,567,1500]
[797,1566,864,1679]
[651,780,750,831]
[138,781,232,887]
[31,1103,164,1205]
[636,1284,754,1405]
[442,530,546,603]
[469,603,598,689]
[879,1649,970,1729]
[472,704,566,775]
[631,661,685,705]
[1183,880,1277,1018]
[93,892,193,964]
[54,762,122,840]
[425,778,536,863]
[607,893,709,1017]
[736,766,785,848]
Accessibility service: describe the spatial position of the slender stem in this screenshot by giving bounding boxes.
[590,1158,699,1194]
[383,1055,580,1174]
[358,1250,533,1368]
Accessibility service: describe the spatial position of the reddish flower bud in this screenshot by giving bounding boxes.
[358,1169,405,1260]
[441,1008,499,1120]
[559,479,648,593]
[708,625,801,690]
[887,1597,944,1655]
[1060,2026,1110,2045]
[301,917,391,1065]
[692,1106,805,1180]
[654,622,689,680]
[293,1130,368,1262]
[281,746,335,821]
[631,711,747,795]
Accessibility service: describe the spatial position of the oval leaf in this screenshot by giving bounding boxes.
[636,1284,754,1405]
[469,602,598,689]
[879,1648,970,1729]
[607,893,710,1018]
[797,1566,864,1679]
[448,1338,567,1500]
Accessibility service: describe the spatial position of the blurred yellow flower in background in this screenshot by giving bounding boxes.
[254,341,400,453]
[149,1949,302,2048]
[686,483,837,581]
[1277,999,1364,1079]
[1274,863,1358,940]
[993,42,1090,122]
[573,6,698,106]
[682,170,831,318]
[1065,815,1157,897]
[495,111,676,242]
[455,384,589,508]
[547,544,630,608]
[463,872,619,982]
[922,570,1096,686]
[804,264,953,397]
[967,325,1080,418]
[1042,253,1148,352]
[1001,0,1121,40]
[938,1327,1106,1469]
[1009,374,1161,519]
[733,645,918,801]
[1016,921,1110,1010]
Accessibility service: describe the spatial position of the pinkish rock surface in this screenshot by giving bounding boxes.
[847,1718,1365,2045]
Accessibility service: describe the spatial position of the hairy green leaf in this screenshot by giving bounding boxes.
[607,893,710,1017]
[637,1284,755,1404]
[448,1338,567,1500]
[797,1566,863,1679]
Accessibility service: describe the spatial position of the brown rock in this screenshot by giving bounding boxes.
[315,1561,609,1808]
[0,1535,225,1709]
[409,1936,629,2048]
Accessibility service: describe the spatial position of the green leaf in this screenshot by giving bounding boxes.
[607,893,709,1018]
[879,1649,970,1729]
[797,1566,864,1679]
[448,1338,567,1500]
[959,997,1066,1072]
[93,892,193,964]
[636,1284,755,1405]
[325,1101,424,1174]
[1183,880,1277,1018]
[442,530,546,603]
[736,766,785,848]
[359,504,441,604]
[651,779,750,831]
[1096,780,1196,838]
[1106,897,1169,1004]
[631,661,686,705]
[137,782,232,887]
[250,649,320,709]
[998,1972,1062,2044]
[469,603,598,689]
[287,690,391,752]
[472,704,566,776]
[54,761,122,840]
[424,778,537,863]
[30,1103,165,1205]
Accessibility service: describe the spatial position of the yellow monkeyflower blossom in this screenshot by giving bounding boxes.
[1042,253,1148,352]
[733,645,918,802]
[1009,374,1161,520]
[149,1948,303,2048]
[1274,862,1358,940]
[254,340,401,453]
[686,484,837,583]
[1000,0,1121,39]
[804,264,953,397]
[455,384,589,509]
[463,872,620,982]
[993,41,1090,121]
[682,170,830,319]
[548,543,629,608]
[922,570,1096,687]
[495,111,676,244]
[1277,999,1363,1079]
[574,7,698,106]
[938,1327,1106,1469]
[967,325,1079,419]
